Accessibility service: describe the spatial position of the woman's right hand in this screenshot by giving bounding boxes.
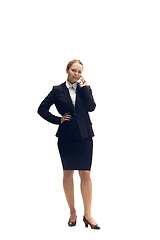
[61,112,72,124]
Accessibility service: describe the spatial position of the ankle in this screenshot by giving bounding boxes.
[84,211,91,217]
[70,209,76,215]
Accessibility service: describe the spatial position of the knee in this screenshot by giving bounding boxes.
[63,170,74,180]
[79,171,91,181]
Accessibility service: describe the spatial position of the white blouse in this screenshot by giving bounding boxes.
[66,80,78,107]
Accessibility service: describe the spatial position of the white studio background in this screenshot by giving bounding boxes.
[0,0,160,239]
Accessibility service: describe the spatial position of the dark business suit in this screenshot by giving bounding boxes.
[38,82,96,140]
[38,82,96,170]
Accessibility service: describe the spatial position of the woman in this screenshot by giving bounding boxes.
[38,59,100,230]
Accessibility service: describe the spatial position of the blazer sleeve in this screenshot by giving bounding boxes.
[80,86,96,112]
[37,87,61,125]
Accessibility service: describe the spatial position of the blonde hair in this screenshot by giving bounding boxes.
[66,59,83,70]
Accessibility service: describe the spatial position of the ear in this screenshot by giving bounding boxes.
[66,68,68,73]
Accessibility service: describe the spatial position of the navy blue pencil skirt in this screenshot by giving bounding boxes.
[58,137,93,171]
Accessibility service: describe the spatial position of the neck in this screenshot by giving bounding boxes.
[67,79,77,84]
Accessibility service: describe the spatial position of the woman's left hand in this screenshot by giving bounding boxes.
[79,77,87,88]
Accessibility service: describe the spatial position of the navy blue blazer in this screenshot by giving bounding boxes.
[37,82,96,140]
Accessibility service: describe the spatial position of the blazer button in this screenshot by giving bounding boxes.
[74,113,76,116]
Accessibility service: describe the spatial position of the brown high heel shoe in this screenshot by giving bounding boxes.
[68,216,77,227]
[83,216,100,230]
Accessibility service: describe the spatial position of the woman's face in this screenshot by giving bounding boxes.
[66,63,83,84]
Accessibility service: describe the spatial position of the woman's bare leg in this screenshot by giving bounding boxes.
[63,170,76,221]
[79,170,96,225]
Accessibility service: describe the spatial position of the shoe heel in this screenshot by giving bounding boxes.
[85,223,88,228]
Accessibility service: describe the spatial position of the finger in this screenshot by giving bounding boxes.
[63,115,71,119]
[81,78,86,84]
[81,82,87,87]
[64,112,70,116]
[65,117,71,120]
[64,116,71,120]
[63,118,70,122]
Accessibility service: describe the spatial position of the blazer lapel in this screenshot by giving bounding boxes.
[62,83,75,111]
[75,84,80,109]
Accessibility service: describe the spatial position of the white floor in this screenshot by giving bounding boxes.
[1,149,160,239]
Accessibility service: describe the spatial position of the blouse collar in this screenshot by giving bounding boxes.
[66,80,78,90]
